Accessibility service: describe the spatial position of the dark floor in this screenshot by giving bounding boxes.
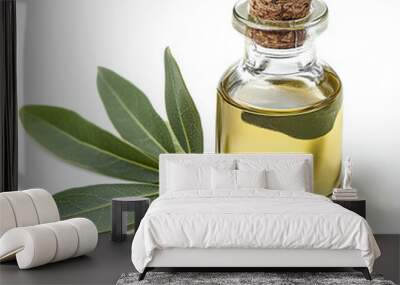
[0,234,398,285]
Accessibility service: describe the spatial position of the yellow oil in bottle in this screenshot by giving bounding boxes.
[216,66,342,196]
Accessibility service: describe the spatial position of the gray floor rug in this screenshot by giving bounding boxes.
[116,272,396,285]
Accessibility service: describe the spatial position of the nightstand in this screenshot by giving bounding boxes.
[111,197,150,242]
[332,199,366,219]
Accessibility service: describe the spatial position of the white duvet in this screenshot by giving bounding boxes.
[131,190,380,273]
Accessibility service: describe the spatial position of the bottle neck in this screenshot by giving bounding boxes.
[243,40,318,75]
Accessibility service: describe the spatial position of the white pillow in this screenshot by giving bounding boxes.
[236,169,267,189]
[267,165,307,191]
[237,159,308,191]
[167,163,211,191]
[166,159,236,192]
[211,168,236,190]
[211,169,268,190]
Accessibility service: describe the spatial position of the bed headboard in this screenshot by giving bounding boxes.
[159,153,314,195]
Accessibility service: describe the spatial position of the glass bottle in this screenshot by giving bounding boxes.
[216,0,342,196]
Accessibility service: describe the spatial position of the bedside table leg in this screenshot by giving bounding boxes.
[112,202,125,242]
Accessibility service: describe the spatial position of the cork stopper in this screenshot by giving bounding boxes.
[248,0,312,49]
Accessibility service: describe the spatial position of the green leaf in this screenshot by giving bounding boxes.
[53,183,159,233]
[241,95,342,139]
[165,121,185,153]
[20,105,158,183]
[97,67,175,158]
[164,47,203,153]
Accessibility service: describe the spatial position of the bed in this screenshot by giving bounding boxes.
[131,154,380,280]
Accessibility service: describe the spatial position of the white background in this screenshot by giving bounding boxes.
[16,0,400,233]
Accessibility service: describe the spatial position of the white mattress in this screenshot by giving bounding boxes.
[131,190,380,273]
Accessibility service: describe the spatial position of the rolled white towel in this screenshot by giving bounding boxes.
[0,218,98,269]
